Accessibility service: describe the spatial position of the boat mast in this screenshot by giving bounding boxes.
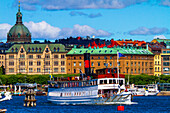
[117,50,119,84]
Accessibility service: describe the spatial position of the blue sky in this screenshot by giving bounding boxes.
[0,0,170,42]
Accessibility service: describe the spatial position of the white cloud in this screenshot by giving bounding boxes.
[14,0,148,10]
[160,0,170,6]
[24,21,61,39]
[0,24,12,39]
[0,21,111,40]
[129,27,169,35]
[154,35,167,39]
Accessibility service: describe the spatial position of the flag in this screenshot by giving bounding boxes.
[49,74,54,78]
[118,51,126,58]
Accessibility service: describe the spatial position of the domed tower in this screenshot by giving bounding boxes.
[7,1,31,43]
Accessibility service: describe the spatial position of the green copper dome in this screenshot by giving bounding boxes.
[7,2,31,43]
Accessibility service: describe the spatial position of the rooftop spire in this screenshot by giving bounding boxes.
[18,1,20,12]
[16,1,22,24]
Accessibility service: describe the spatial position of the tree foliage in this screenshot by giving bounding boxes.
[125,74,170,85]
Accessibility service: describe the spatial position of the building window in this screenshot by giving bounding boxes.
[39,48,41,52]
[61,61,65,66]
[135,69,136,73]
[131,62,133,66]
[163,56,169,61]
[104,56,107,59]
[29,61,33,66]
[74,62,76,66]
[163,62,169,66]
[54,47,56,52]
[110,62,112,66]
[98,62,100,66]
[131,69,133,74]
[142,62,144,66]
[135,62,136,66]
[45,61,50,66]
[20,48,24,53]
[54,55,58,58]
[32,48,34,52]
[37,55,41,58]
[163,51,166,53]
[79,62,81,66]
[9,68,14,72]
[45,68,50,72]
[138,62,140,66]
[126,62,128,66]
[9,62,14,66]
[35,48,38,52]
[54,61,58,66]
[54,68,58,72]
[29,55,33,59]
[91,57,93,59]
[91,62,94,66]
[20,54,25,58]
[57,47,60,52]
[74,69,76,73]
[37,68,41,72]
[61,55,65,59]
[9,55,14,59]
[29,68,33,72]
[138,69,140,73]
[20,68,25,72]
[45,48,49,52]
[163,68,169,72]
[61,68,65,72]
[45,54,50,58]
[79,57,81,59]
[98,57,100,59]
[110,56,112,59]
[37,61,41,66]
[20,61,25,66]
[74,57,76,59]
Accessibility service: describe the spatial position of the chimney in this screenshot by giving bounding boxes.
[84,53,91,76]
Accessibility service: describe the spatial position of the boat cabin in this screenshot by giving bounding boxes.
[96,68,125,79]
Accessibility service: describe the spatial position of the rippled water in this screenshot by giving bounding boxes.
[0,96,170,113]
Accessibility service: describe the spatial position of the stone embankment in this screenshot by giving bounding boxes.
[157,91,170,96]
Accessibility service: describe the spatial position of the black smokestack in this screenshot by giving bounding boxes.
[84,53,91,76]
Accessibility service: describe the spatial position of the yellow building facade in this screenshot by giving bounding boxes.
[4,44,67,75]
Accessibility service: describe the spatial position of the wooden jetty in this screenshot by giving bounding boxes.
[23,87,36,107]
[0,109,7,113]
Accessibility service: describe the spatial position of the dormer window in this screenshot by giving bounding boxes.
[110,50,112,53]
[18,33,21,38]
[28,47,30,52]
[105,50,107,53]
[91,50,93,53]
[32,48,34,52]
[57,47,60,52]
[15,48,18,52]
[12,48,14,52]
[35,47,38,52]
[80,50,82,53]
[26,33,29,37]
[9,33,12,37]
[54,47,56,52]
[21,48,24,53]
[99,50,101,53]
[46,48,49,53]
[39,48,41,52]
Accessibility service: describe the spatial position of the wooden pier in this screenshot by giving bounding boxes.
[0,109,7,113]
[23,87,36,107]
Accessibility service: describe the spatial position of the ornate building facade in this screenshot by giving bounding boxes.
[5,44,67,75]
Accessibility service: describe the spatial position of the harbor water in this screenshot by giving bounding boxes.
[0,96,170,113]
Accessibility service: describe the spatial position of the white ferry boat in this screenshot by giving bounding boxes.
[127,85,146,96]
[47,68,133,105]
[145,84,159,96]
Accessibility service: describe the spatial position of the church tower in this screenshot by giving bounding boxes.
[7,1,31,43]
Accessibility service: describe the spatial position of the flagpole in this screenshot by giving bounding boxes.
[117,50,119,84]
